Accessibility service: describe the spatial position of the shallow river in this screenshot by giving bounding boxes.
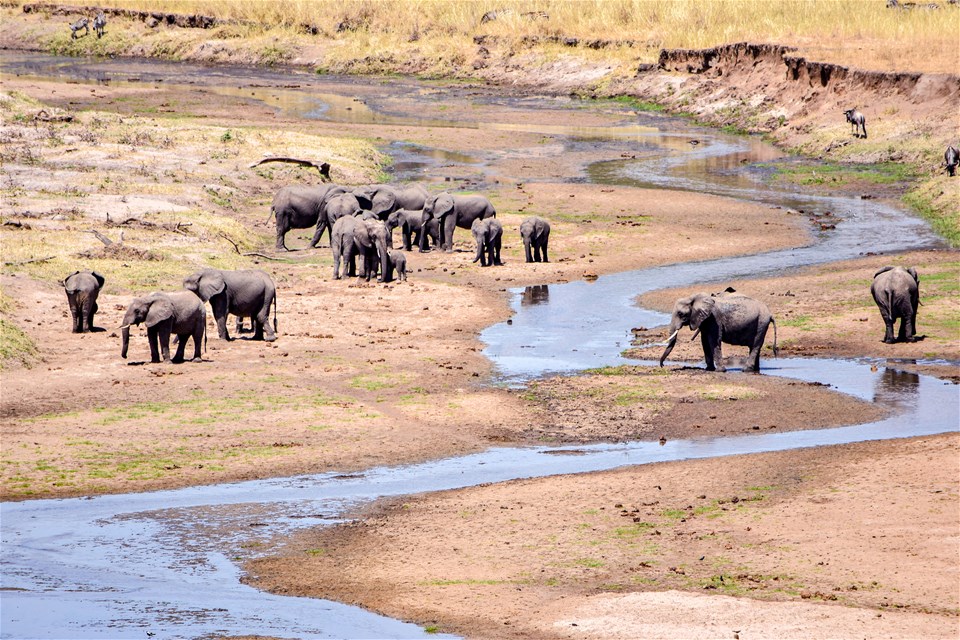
[1,55,957,639]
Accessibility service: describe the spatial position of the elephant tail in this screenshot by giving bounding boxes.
[771,317,778,358]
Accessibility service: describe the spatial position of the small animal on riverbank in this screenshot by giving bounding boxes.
[944,145,959,176]
[871,266,920,343]
[660,290,777,373]
[63,270,104,333]
[471,218,503,267]
[520,216,550,263]
[844,108,867,138]
[93,11,107,38]
[69,17,89,39]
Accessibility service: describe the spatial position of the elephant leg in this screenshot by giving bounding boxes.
[881,314,895,343]
[541,243,549,263]
[744,325,769,373]
[896,317,907,342]
[443,217,457,252]
[701,329,725,372]
[408,229,418,252]
[275,218,289,251]
[332,244,342,280]
[309,220,327,248]
[191,325,204,361]
[524,241,533,263]
[257,302,276,342]
[172,332,188,363]
[212,299,230,341]
[494,237,502,266]
[87,301,98,332]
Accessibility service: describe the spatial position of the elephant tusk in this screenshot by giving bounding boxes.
[119,324,130,330]
[666,329,680,343]
[690,327,701,342]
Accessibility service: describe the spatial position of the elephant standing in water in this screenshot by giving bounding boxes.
[520,216,550,263]
[120,291,206,363]
[63,270,104,333]
[471,218,503,266]
[660,290,777,373]
[270,184,343,251]
[871,266,920,343]
[183,269,277,342]
[420,193,496,252]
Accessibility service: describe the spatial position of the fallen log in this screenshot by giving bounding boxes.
[249,157,330,178]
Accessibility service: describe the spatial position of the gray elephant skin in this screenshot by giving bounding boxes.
[183,268,277,342]
[871,266,919,343]
[311,190,359,248]
[520,216,550,263]
[353,184,428,220]
[331,217,391,281]
[420,193,496,252]
[471,218,503,267]
[63,270,104,333]
[660,290,777,373]
[270,184,343,251]
[386,208,439,251]
[121,291,206,363]
[386,249,408,282]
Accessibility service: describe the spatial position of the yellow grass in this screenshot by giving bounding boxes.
[40,0,959,73]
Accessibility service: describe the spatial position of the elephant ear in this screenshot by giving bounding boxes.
[906,267,919,283]
[434,194,454,219]
[145,295,174,328]
[91,271,105,288]
[689,295,716,331]
[63,271,80,290]
[198,271,226,301]
[873,266,895,279]
[371,190,397,217]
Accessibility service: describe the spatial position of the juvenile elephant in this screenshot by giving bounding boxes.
[311,191,359,248]
[270,183,342,251]
[386,208,440,251]
[121,291,206,363]
[421,193,496,252]
[63,270,104,333]
[386,249,408,282]
[871,266,920,343]
[353,183,428,220]
[471,218,503,267]
[520,216,550,263]
[354,219,391,282]
[844,108,867,138]
[331,215,360,280]
[659,291,777,373]
[183,268,277,342]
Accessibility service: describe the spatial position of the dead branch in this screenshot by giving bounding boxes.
[249,157,331,178]
[217,232,241,255]
[33,109,73,123]
[242,252,291,261]
[4,256,55,266]
[88,229,114,246]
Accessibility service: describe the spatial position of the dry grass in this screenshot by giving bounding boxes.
[33,0,959,73]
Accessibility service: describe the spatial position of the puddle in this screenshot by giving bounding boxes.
[2,53,957,640]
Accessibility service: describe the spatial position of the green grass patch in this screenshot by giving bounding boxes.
[770,161,918,187]
[0,315,38,369]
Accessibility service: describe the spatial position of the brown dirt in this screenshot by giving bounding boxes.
[246,433,960,640]
[1,50,957,640]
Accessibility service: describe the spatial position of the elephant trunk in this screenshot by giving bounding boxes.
[659,318,682,367]
[121,325,130,359]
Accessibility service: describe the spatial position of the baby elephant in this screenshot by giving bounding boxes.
[871,266,920,343]
[386,249,408,282]
[844,108,867,138]
[471,218,503,267]
[945,145,959,177]
[63,270,104,333]
[121,291,206,363]
[183,268,277,342]
[520,216,550,263]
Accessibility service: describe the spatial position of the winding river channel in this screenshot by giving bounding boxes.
[1,55,957,639]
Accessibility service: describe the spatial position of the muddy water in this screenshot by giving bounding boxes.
[2,54,957,639]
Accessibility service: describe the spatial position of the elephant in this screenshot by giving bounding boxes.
[871,266,920,343]
[386,249,408,282]
[844,108,867,138]
[659,290,777,373]
[353,183,429,220]
[270,183,343,251]
[945,145,959,177]
[385,208,439,251]
[63,270,104,333]
[120,291,206,363]
[420,193,496,252]
[331,216,389,281]
[310,191,360,248]
[471,218,503,267]
[183,268,277,342]
[520,216,551,263]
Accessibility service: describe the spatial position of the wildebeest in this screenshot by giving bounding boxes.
[93,11,107,38]
[69,17,89,39]
[945,145,959,177]
[844,108,867,138]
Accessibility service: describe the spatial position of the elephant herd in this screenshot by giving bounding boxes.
[269,182,552,282]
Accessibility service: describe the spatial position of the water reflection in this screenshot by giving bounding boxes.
[874,365,921,410]
[521,285,550,306]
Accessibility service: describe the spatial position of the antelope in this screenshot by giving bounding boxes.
[843,108,867,138]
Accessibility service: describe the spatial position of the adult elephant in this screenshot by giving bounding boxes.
[386,208,439,251]
[520,216,551,263]
[420,192,496,252]
[63,270,104,333]
[659,290,777,373]
[471,218,503,267]
[183,269,277,342]
[120,291,206,363]
[311,191,360,248]
[871,266,919,343]
[270,183,343,251]
[353,183,429,220]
